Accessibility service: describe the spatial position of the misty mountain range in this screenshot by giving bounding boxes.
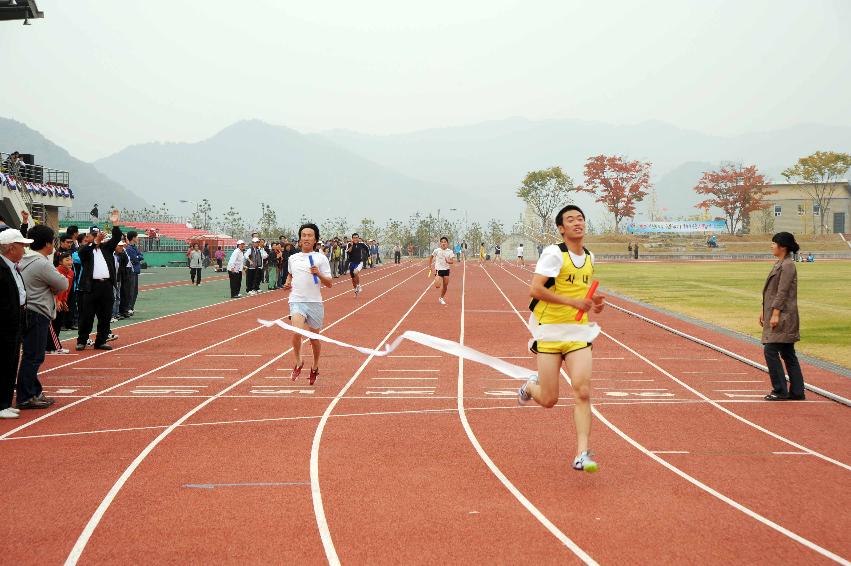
[3,116,848,228]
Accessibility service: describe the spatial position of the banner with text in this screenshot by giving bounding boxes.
[627,220,727,234]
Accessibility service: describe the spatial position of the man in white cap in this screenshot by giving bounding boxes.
[227,240,247,298]
[0,229,33,418]
[245,237,267,296]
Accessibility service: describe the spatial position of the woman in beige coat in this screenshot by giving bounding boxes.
[761,232,806,401]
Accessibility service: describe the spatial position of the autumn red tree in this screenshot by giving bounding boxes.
[583,155,652,233]
[693,163,774,234]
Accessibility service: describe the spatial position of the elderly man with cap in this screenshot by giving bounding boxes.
[0,229,33,418]
[76,223,123,351]
[245,237,267,296]
[227,239,247,299]
[15,225,70,410]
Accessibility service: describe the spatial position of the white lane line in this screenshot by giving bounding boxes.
[2,266,415,441]
[48,264,407,373]
[493,264,851,563]
[659,357,719,361]
[467,264,598,563]
[685,371,748,375]
[376,369,439,372]
[135,385,210,388]
[72,368,130,371]
[607,332,851,474]
[311,282,433,566]
[596,388,669,391]
[773,452,811,455]
[593,370,644,374]
[370,377,437,381]
[64,265,424,566]
[652,451,690,454]
[714,389,765,392]
[466,309,517,313]
[155,376,226,380]
[205,354,261,357]
[367,386,435,389]
[183,368,239,371]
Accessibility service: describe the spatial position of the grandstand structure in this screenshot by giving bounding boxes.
[1,151,74,229]
[0,0,42,23]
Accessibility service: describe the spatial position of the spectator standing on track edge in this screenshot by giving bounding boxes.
[761,232,807,401]
[125,231,143,315]
[76,224,122,351]
[284,223,332,386]
[516,242,524,265]
[17,224,69,409]
[227,240,247,298]
[518,204,605,473]
[429,236,455,305]
[189,244,203,286]
[0,228,32,419]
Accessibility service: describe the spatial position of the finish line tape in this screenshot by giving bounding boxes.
[258,318,601,381]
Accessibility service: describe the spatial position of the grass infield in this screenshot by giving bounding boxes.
[595,260,851,369]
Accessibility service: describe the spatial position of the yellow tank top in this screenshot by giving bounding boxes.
[531,243,594,324]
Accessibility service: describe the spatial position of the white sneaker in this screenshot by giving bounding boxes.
[438,297,446,305]
[106,333,119,342]
[0,408,19,419]
[517,374,538,405]
[86,338,94,346]
[47,348,70,354]
[356,284,362,293]
[572,450,599,473]
[127,309,134,315]
[109,317,119,323]
[4,407,20,415]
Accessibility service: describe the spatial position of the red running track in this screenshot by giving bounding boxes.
[1,261,848,564]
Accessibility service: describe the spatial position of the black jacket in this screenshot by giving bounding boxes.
[0,257,24,334]
[76,225,123,293]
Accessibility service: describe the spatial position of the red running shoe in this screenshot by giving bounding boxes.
[291,362,304,381]
[309,367,319,385]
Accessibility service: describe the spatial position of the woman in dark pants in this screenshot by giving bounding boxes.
[761,232,806,401]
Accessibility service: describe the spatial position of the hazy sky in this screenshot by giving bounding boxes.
[3,0,850,161]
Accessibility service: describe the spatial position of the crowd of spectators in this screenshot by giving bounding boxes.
[224,234,394,299]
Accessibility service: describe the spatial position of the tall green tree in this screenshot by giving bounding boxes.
[516,166,583,237]
[357,218,379,240]
[487,219,507,248]
[258,203,279,239]
[464,222,484,254]
[782,151,851,234]
[221,206,246,240]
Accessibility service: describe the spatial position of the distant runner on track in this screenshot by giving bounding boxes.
[347,233,371,297]
[284,223,332,385]
[429,236,455,305]
[518,205,605,473]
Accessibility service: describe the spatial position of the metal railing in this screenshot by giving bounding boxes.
[1,151,70,186]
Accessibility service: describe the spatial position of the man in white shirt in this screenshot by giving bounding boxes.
[429,236,455,305]
[284,223,332,385]
[516,243,524,265]
[227,240,247,298]
[0,228,32,419]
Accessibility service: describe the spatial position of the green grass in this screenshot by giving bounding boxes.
[595,261,851,369]
[57,269,241,344]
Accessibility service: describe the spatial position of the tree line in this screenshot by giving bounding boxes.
[517,151,851,235]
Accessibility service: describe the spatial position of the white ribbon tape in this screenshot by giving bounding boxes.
[258,318,537,380]
[527,312,601,343]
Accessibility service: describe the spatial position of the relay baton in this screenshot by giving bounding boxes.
[575,280,599,321]
[308,254,319,284]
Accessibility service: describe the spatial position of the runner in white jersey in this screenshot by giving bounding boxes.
[429,236,455,305]
[283,222,332,385]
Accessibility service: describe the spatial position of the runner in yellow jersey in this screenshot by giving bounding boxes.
[518,204,605,473]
